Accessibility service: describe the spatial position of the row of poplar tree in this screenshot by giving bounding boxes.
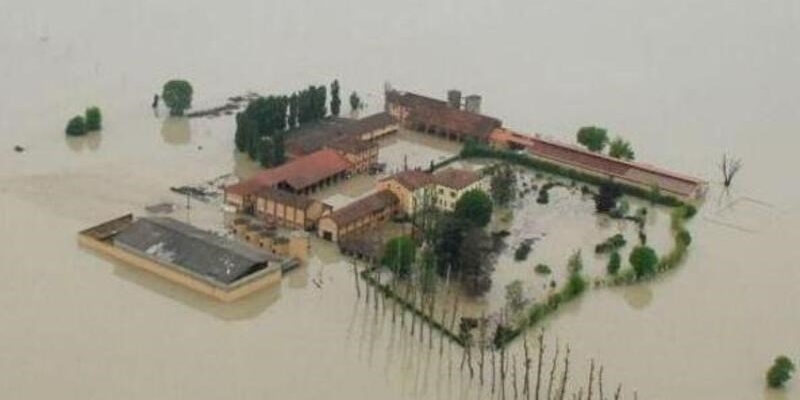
[234,80,345,167]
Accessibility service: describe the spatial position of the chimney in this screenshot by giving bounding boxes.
[447,90,462,109]
[464,95,482,114]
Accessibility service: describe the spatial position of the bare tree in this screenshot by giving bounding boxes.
[720,153,743,187]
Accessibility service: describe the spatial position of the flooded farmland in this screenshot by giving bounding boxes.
[1,1,800,399]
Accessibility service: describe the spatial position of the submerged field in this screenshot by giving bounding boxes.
[2,1,799,398]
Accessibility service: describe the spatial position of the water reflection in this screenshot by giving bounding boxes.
[108,259,280,321]
[622,285,654,310]
[64,131,102,152]
[160,117,191,145]
[764,388,790,400]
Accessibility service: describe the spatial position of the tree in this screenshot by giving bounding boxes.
[595,182,622,213]
[459,227,493,296]
[608,137,635,160]
[65,115,86,136]
[490,164,517,206]
[454,189,493,227]
[161,80,193,116]
[288,93,299,128]
[349,91,362,112]
[381,236,416,278]
[676,229,692,247]
[720,153,743,188]
[766,356,795,389]
[629,245,658,278]
[576,126,608,152]
[330,80,341,117]
[434,215,471,274]
[607,251,621,275]
[84,107,102,131]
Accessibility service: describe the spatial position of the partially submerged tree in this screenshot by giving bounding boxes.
[459,227,494,296]
[65,115,86,136]
[630,245,658,279]
[607,251,621,275]
[720,153,743,188]
[504,280,527,316]
[595,182,622,213]
[84,106,102,131]
[349,91,362,112]
[490,164,517,206]
[162,80,193,116]
[381,236,416,278]
[608,137,635,160]
[766,356,795,389]
[576,126,609,152]
[454,189,493,228]
[330,79,341,117]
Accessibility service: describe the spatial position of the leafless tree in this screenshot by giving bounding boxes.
[721,153,743,187]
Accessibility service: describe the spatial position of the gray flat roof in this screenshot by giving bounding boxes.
[113,217,276,285]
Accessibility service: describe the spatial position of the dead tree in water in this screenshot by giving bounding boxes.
[598,366,605,400]
[513,354,519,400]
[492,350,497,394]
[720,153,743,187]
[586,359,595,400]
[523,336,531,399]
[557,346,571,400]
[613,384,622,400]
[478,315,488,386]
[535,333,544,400]
[547,341,560,400]
[352,263,361,298]
[500,348,507,400]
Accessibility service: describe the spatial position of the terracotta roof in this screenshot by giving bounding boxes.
[256,187,317,210]
[386,91,501,140]
[381,169,434,191]
[434,168,482,190]
[488,128,706,198]
[327,190,399,226]
[226,149,352,196]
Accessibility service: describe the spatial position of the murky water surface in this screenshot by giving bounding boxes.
[1,1,799,399]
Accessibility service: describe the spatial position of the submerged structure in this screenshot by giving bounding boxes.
[79,215,298,302]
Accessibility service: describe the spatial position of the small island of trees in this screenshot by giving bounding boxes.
[65,106,103,136]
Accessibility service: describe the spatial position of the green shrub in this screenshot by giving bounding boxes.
[534,264,551,275]
[563,273,587,299]
[677,229,692,247]
[65,115,86,136]
[514,241,532,261]
[607,251,621,275]
[595,234,627,254]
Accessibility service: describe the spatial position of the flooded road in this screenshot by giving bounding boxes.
[1,1,800,399]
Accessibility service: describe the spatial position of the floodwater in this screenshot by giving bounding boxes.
[1,1,799,399]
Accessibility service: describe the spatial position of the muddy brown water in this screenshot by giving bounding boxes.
[1,1,799,399]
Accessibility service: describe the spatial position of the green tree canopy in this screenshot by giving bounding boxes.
[65,115,86,136]
[381,236,416,278]
[490,164,517,206]
[162,80,193,116]
[84,106,102,131]
[576,126,609,152]
[505,280,526,315]
[330,80,341,117]
[454,189,493,227]
[607,251,621,275]
[630,245,658,278]
[609,137,635,160]
[766,356,795,388]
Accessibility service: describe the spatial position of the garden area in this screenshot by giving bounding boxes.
[355,145,698,352]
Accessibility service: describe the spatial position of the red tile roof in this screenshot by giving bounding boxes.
[386,91,501,141]
[433,168,482,190]
[489,128,707,198]
[381,169,434,191]
[226,149,353,196]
